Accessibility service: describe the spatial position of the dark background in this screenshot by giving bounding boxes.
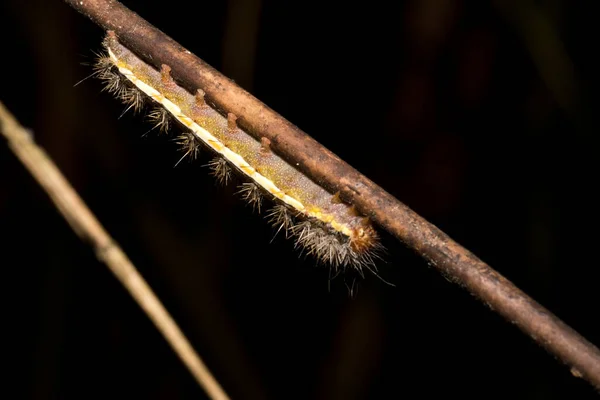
[1,0,599,398]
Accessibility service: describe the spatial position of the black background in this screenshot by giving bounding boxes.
[1,0,599,398]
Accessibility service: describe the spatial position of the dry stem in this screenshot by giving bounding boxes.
[0,100,230,400]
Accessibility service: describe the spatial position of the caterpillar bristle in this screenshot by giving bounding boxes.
[289,219,382,273]
[266,204,295,239]
[174,132,201,165]
[93,55,145,117]
[118,87,145,116]
[95,59,126,97]
[237,182,263,213]
[147,106,171,134]
[206,157,232,186]
[307,228,345,269]
[101,70,125,97]
[92,56,115,81]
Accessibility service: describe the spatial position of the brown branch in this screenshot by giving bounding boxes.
[62,0,600,389]
[0,100,230,400]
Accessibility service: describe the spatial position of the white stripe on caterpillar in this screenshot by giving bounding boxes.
[108,46,309,214]
[95,31,385,274]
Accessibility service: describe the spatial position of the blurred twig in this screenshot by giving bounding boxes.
[62,0,600,389]
[495,0,579,118]
[0,100,230,400]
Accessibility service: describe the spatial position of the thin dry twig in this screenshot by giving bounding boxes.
[0,100,230,400]
[63,0,600,389]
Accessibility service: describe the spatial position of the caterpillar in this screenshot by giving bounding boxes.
[91,31,385,278]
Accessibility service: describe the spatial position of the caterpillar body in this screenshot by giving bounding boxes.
[93,31,383,275]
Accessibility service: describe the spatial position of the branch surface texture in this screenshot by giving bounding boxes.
[63,0,600,389]
[0,100,230,400]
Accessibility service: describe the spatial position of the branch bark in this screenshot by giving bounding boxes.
[63,0,600,389]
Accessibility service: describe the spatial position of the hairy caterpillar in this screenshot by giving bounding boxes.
[91,31,385,277]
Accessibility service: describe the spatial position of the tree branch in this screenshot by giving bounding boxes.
[63,0,600,389]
